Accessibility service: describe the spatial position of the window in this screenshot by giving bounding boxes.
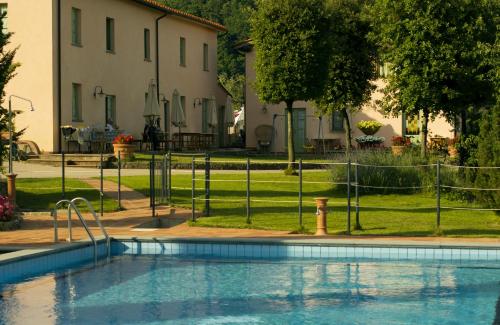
[331,111,344,132]
[106,17,115,52]
[71,7,81,46]
[144,28,151,60]
[0,4,7,32]
[163,101,170,133]
[180,37,186,66]
[202,98,210,133]
[403,112,420,136]
[378,61,392,78]
[203,43,209,71]
[105,95,116,127]
[71,83,82,122]
[180,96,186,112]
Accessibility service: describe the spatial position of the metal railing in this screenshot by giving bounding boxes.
[52,197,110,263]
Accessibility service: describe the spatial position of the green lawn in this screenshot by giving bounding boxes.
[16,178,118,212]
[109,171,499,237]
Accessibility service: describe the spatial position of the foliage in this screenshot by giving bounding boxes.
[355,135,384,144]
[391,136,411,146]
[219,74,245,109]
[331,149,433,194]
[356,120,382,135]
[113,134,134,144]
[251,0,331,167]
[0,195,14,222]
[0,12,20,168]
[368,0,498,155]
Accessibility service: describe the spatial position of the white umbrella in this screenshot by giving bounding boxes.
[224,96,234,126]
[208,96,218,131]
[143,80,161,124]
[234,106,245,129]
[171,89,186,127]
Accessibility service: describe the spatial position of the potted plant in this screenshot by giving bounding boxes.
[356,120,383,135]
[447,137,458,158]
[113,134,135,160]
[391,136,411,155]
[0,196,21,231]
[355,135,385,149]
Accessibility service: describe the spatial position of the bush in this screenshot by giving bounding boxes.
[0,196,14,222]
[356,120,383,135]
[330,149,434,194]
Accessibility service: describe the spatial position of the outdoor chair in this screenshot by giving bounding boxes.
[255,125,274,153]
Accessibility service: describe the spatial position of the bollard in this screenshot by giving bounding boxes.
[314,197,329,236]
[118,152,122,210]
[7,174,17,207]
[61,152,66,199]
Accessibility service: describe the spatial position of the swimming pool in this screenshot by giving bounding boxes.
[1,239,499,324]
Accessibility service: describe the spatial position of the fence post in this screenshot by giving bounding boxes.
[299,159,303,227]
[100,152,104,217]
[191,156,196,222]
[117,151,122,210]
[436,161,441,229]
[354,162,361,230]
[149,159,153,208]
[246,157,251,224]
[168,152,172,204]
[205,153,210,216]
[346,160,351,235]
[151,153,156,219]
[161,154,167,204]
[61,152,65,199]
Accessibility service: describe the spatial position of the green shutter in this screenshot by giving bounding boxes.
[144,29,150,60]
[71,8,81,45]
[0,4,8,32]
[180,37,186,66]
[331,111,344,132]
[72,84,81,122]
[106,18,114,52]
[203,43,208,71]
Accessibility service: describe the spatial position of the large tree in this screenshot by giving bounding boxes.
[368,0,497,157]
[0,13,20,165]
[314,0,377,159]
[251,0,331,171]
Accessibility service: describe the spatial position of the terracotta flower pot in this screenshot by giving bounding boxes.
[391,145,405,156]
[113,143,135,160]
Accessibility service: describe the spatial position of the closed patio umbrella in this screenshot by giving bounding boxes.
[172,89,186,149]
[143,80,161,125]
[208,96,218,132]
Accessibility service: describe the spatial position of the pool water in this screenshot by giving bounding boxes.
[1,255,499,324]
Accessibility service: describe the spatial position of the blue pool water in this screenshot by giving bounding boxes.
[0,255,499,325]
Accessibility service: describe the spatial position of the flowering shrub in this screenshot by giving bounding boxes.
[113,134,134,144]
[356,120,383,135]
[392,136,411,146]
[0,196,14,222]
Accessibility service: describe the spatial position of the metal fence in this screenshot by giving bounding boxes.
[150,155,499,234]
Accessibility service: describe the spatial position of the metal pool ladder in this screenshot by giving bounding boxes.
[52,197,111,263]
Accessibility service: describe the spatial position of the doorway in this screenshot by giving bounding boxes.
[284,108,306,153]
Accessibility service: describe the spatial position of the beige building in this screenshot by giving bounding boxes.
[3,0,229,153]
[240,43,454,152]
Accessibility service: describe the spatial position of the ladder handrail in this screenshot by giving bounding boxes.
[52,198,110,263]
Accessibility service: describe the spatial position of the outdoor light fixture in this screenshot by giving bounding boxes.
[193,98,202,108]
[159,93,169,104]
[7,95,35,175]
[93,86,105,97]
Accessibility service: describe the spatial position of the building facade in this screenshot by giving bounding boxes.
[4,0,228,152]
[241,44,454,152]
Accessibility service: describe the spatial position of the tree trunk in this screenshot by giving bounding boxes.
[420,109,429,157]
[342,108,352,160]
[286,101,295,170]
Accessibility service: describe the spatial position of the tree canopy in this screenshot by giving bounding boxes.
[251,0,331,169]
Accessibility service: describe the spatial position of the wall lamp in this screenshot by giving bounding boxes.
[159,93,169,104]
[93,86,105,97]
[193,98,202,108]
[7,95,35,175]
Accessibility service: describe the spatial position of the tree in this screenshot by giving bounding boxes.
[0,13,20,165]
[251,0,331,171]
[368,0,497,157]
[314,0,377,159]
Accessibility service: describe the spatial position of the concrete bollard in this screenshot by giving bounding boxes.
[314,197,329,236]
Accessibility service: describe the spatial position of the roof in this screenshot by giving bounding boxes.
[234,39,253,52]
[133,0,227,32]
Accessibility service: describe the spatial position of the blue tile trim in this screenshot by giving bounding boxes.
[113,240,500,262]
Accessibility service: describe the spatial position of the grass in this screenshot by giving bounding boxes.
[16,178,118,212]
[108,170,500,237]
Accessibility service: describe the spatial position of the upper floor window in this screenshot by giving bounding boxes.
[106,17,115,53]
[72,83,82,122]
[105,95,116,128]
[180,37,186,66]
[203,43,209,71]
[378,61,392,78]
[144,28,151,60]
[0,4,7,32]
[71,7,82,46]
[331,111,344,132]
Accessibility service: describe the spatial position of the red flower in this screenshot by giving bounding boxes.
[113,134,134,144]
[0,196,14,222]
